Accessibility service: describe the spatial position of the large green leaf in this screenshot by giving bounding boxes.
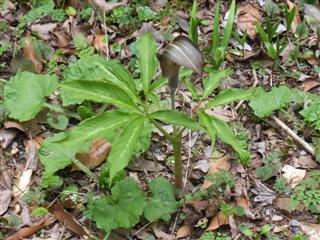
[202,69,231,99]
[249,86,295,118]
[136,32,157,96]
[88,177,145,233]
[39,111,135,177]
[144,177,179,222]
[108,116,146,180]
[61,80,138,111]
[198,112,216,147]
[63,55,139,103]
[4,71,57,121]
[210,115,250,161]
[150,110,201,130]
[205,88,256,109]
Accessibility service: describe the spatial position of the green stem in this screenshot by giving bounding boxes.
[43,103,81,120]
[151,118,174,142]
[71,157,98,182]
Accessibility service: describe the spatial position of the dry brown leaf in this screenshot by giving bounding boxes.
[6,217,55,240]
[176,224,192,239]
[31,22,57,40]
[49,203,87,236]
[72,139,111,171]
[0,190,12,215]
[52,30,70,48]
[152,223,174,240]
[205,107,234,122]
[23,38,43,73]
[0,170,12,189]
[287,0,301,32]
[202,155,231,189]
[303,79,320,92]
[301,222,320,240]
[88,34,108,57]
[236,3,263,40]
[0,129,19,149]
[127,158,165,172]
[282,164,306,188]
[236,197,255,219]
[13,169,33,198]
[293,155,318,169]
[205,211,229,231]
[276,197,304,213]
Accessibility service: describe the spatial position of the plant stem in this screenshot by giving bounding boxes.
[43,103,81,120]
[172,132,183,189]
[71,157,98,182]
[151,118,175,142]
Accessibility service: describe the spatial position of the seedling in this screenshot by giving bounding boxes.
[212,0,236,69]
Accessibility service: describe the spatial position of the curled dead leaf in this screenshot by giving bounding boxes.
[23,38,43,73]
[236,3,263,40]
[176,224,192,239]
[0,190,12,215]
[72,139,111,171]
[205,211,229,231]
[7,217,55,240]
[13,169,33,198]
[49,203,87,236]
[282,164,306,188]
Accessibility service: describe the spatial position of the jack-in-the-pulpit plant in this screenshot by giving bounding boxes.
[3,33,253,234]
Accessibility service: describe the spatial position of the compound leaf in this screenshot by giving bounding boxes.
[136,32,157,96]
[202,69,231,99]
[61,80,137,110]
[108,116,146,180]
[150,110,201,130]
[210,115,250,162]
[4,71,57,121]
[63,55,138,102]
[39,111,135,177]
[144,177,178,222]
[205,88,256,109]
[88,177,145,233]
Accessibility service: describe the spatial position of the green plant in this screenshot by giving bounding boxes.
[189,0,199,44]
[4,34,254,235]
[274,176,291,194]
[31,207,50,218]
[211,0,236,69]
[291,170,320,213]
[255,152,282,181]
[200,232,231,240]
[239,223,273,239]
[219,202,244,217]
[232,30,248,57]
[300,101,320,131]
[206,170,235,192]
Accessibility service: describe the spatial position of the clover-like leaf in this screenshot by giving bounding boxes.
[144,177,178,222]
[4,71,57,121]
[88,177,146,233]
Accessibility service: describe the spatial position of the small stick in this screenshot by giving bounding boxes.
[272,115,315,157]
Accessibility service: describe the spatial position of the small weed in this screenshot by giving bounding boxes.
[31,207,50,218]
[199,231,231,240]
[205,170,235,193]
[274,176,291,194]
[255,152,282,181]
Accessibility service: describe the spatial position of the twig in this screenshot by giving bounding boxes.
[272,115,315,157]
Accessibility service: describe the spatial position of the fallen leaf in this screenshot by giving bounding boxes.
[282,164,306,188]
[251,179,276,206]
[6,218,55,240]
[236,197,255,219]
[301,222,320,240]
[149,0,168,11]
[287,0,301,32]
[276,197,304,213]
[304,4,320,25]
[236,3,263,40]
[52,30,70,48]
[49,203,87,236]
[193,160,210,173]
[176,224,192,239]
[72,139,111,171]
[273,225,289,233]
[88,34,108,57]
[152,223,174,240]
[31,22,57,40]
[23,38,43,73]
[0,129,19,149]
[202,155,231,189]
[25,139,39,171]
[13,169,33,198]
[205,211,229,231]
[0,170,12,189]
[205,107,234,122]
[303,79,320,92]
[293,156,318,169]
[0,190,12,215]
[127,158,165,172]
